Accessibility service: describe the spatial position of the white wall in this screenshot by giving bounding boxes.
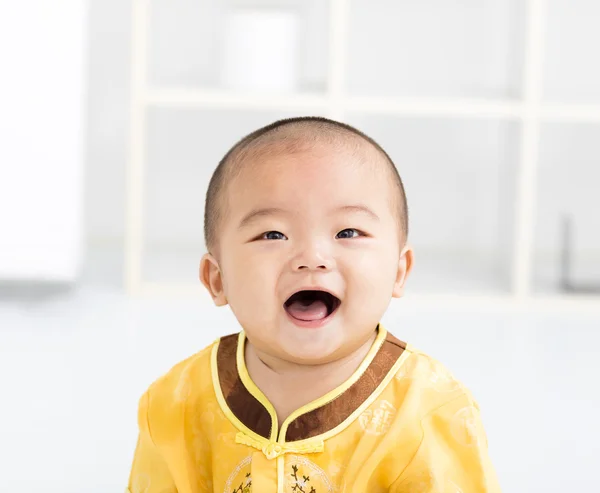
[0,1,87,281]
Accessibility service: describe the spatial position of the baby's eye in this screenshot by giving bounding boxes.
[262,231,288,240]
[336,228,361,239]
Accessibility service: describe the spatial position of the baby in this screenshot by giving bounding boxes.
[126,117,500,493]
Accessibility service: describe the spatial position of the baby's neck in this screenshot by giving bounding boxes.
[245,333,377,426]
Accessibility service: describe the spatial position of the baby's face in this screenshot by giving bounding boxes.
[201,145,412,365]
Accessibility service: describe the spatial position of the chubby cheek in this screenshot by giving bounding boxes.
[340,245,399,304]
[222,252,281,327]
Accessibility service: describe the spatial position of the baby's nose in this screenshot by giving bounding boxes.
[294,260,332,271]
[292,244,335,272]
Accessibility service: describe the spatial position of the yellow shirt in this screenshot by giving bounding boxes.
[126,326,501,493]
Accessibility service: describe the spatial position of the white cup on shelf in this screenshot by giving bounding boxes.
[221,7,299,92]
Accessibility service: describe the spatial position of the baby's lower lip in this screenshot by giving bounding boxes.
[284,304,340,329]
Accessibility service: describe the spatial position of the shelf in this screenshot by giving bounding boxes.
[533,122,600,295]
[539,104,600,123]
[132,278,600,314]
[139,245,510,296]
[145,88,524,117]
[345,96,523,119]
[124,0,600,309]
[140,109,522,297]
[144,88,600,122]
[146,88,329,111]
[346,0,525,99]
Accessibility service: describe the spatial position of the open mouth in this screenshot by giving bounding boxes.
[284,290,341,323]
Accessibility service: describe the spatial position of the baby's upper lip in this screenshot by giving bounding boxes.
[283,286,342,303]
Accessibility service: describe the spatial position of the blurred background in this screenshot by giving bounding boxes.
[0,0,599,492]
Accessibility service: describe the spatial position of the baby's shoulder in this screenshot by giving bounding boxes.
[391,346,471,413]
[137,338,220,439]
[395,347,464,390]
[149,342,214,397]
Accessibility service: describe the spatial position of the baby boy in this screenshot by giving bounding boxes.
[126,117,500,493]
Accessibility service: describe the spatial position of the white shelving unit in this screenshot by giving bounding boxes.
[126,0,600,312]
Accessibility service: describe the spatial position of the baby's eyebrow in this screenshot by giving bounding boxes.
[238,207,287,229]
[238,204,380,229]
[336,204,380,222]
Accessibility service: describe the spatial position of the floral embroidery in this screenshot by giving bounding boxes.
[224,456,253,493]
[326,460,343,480]
[359,400,396,435]
[291,464,317,493]
[450,406,480,447]
[285,456,334,493]
[396,354,462,394]
[224,455,335,493]
[231,472,252,493]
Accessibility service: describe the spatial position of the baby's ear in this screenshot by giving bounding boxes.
[392,245,414,298]
[199,253,228,306]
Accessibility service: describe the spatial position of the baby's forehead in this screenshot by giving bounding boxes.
[230,129,386,180]
[225,140,395,220]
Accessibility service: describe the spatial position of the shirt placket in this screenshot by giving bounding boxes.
[249,449,279,492]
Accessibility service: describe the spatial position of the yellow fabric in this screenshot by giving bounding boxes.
[126,332,501,493]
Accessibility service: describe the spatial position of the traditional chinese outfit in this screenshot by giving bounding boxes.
[126,326,500,493]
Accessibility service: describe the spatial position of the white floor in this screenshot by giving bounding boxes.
[0,283,599,493]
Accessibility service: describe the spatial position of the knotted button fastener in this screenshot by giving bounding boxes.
[235,432,324,460]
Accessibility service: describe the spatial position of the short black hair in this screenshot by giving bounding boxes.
[204,116,408,252]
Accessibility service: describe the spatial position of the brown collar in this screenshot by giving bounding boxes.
[215,326,406,442]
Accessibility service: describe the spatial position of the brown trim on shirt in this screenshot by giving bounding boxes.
[216,330,406,442]
[285,333,405,441]
[216,334,272,439]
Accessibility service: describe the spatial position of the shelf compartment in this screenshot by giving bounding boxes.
[533,122,600,295]
[543,0,600,104]
[346,0,525,99]
[346,114,520,295]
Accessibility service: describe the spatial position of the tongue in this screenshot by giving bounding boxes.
[286,299,328,321]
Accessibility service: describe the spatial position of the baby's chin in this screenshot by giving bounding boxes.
[275,326,351,365]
